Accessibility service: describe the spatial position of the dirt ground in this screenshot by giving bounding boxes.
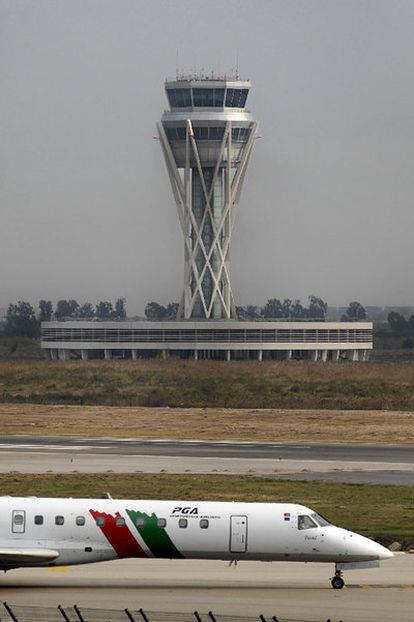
[0,403,413,443]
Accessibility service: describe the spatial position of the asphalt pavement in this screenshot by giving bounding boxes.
[1,555,413,622]
[0,436,413,484]
[0,436,413,462]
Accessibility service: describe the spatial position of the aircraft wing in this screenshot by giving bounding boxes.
[0,548,59,565]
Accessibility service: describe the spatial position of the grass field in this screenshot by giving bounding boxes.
[2,473,413,544]
[1,403,413,442]
[2,359,414,411]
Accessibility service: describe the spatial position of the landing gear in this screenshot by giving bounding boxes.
[331,567,345,589]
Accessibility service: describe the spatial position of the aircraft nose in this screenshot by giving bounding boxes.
[377,544,394,560]
[348,533,393,560]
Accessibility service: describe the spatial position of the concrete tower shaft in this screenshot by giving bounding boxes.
[158,77,257,319]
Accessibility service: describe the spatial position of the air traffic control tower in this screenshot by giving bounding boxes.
[158,77,257,320]
[41,74,373,361]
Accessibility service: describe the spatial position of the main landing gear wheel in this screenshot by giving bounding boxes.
[331,575,345,590]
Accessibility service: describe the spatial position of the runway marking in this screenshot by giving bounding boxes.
[347,584,414,589]
[47,566,68,572]
[0,444,111,451]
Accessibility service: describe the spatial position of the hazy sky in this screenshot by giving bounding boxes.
[2,0,414,314]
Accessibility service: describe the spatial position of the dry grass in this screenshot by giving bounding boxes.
[1,359,414,442]
[0,403,413,443]
[2,472,413,542]
[1,359,414,411]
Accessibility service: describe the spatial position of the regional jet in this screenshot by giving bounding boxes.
[0,497,392,589]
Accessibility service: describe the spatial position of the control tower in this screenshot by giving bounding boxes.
[157,75,257,319]
[40,73,374,363]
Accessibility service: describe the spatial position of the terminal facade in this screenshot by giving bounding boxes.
[42,319,372,361]
[41,74,373,361]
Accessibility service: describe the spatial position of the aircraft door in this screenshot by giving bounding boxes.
[12,510,26,534]
[230,515,247,553]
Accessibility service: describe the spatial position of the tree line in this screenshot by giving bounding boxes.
[2,298,127,338]
[238,298,366,321]
[1,296,369,339]
[387,312,414,337]
[144,298,368,321]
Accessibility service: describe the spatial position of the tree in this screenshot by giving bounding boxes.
[39,300,53,322]
[78,302,95,318]
[262,298,284,318]
[144,301,178,320]
[308,296,328,320]
[236,305,261,320]
[236,306,248,320]
[388,312,407,336]
[291,299,305,319]
[5,302,39,337]
[408,316,414,334]
[96,301,114,320]
[165,302,179,320]
[55,299,79,319]
[342,301,367,321]
[281,298,292,318]
[145,302,167,320]
[246,305,261,319]
[114,297,127,320]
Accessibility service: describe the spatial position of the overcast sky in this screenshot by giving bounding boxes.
[1,0,414,314]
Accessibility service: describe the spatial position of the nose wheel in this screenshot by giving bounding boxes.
[331,568,345,589]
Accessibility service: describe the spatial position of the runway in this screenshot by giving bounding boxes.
[1,555,413,622]
[0,436,413,484]
[1,436,414,461]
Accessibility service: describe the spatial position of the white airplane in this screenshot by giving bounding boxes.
[0,497,392,589]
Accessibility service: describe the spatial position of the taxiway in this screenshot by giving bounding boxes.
[0,555,413,622]
[0,437,413,484]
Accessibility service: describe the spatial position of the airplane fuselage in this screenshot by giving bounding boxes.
[0,497,391,574]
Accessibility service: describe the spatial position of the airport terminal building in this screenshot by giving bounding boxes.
[41,319,372,361]
[41,74,373,361]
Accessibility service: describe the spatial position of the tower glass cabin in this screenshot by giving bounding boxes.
[158,76,257,319]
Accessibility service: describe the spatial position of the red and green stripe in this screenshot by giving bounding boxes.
[126,509,184,559]
[89,510,147,558]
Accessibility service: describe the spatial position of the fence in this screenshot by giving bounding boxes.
[0,603,319,622]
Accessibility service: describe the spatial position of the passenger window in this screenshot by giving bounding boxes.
[55,516,64,526]
[14,514,24,525]
[298,515,317,530]
[200,519,209,529]
[116,516,126,527]
[157,518,167,528]
[178,518,188,528]
[96,516,105,527]
[135,517,145,527]
[34,515,44,525]
[76,516,85,526]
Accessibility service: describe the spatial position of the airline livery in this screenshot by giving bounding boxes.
[0,497,392,589]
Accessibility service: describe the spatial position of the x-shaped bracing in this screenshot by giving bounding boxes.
[158,119,257,319]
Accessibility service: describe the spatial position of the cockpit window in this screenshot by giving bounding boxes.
[298,514,318,530]
[311,513,332,527]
